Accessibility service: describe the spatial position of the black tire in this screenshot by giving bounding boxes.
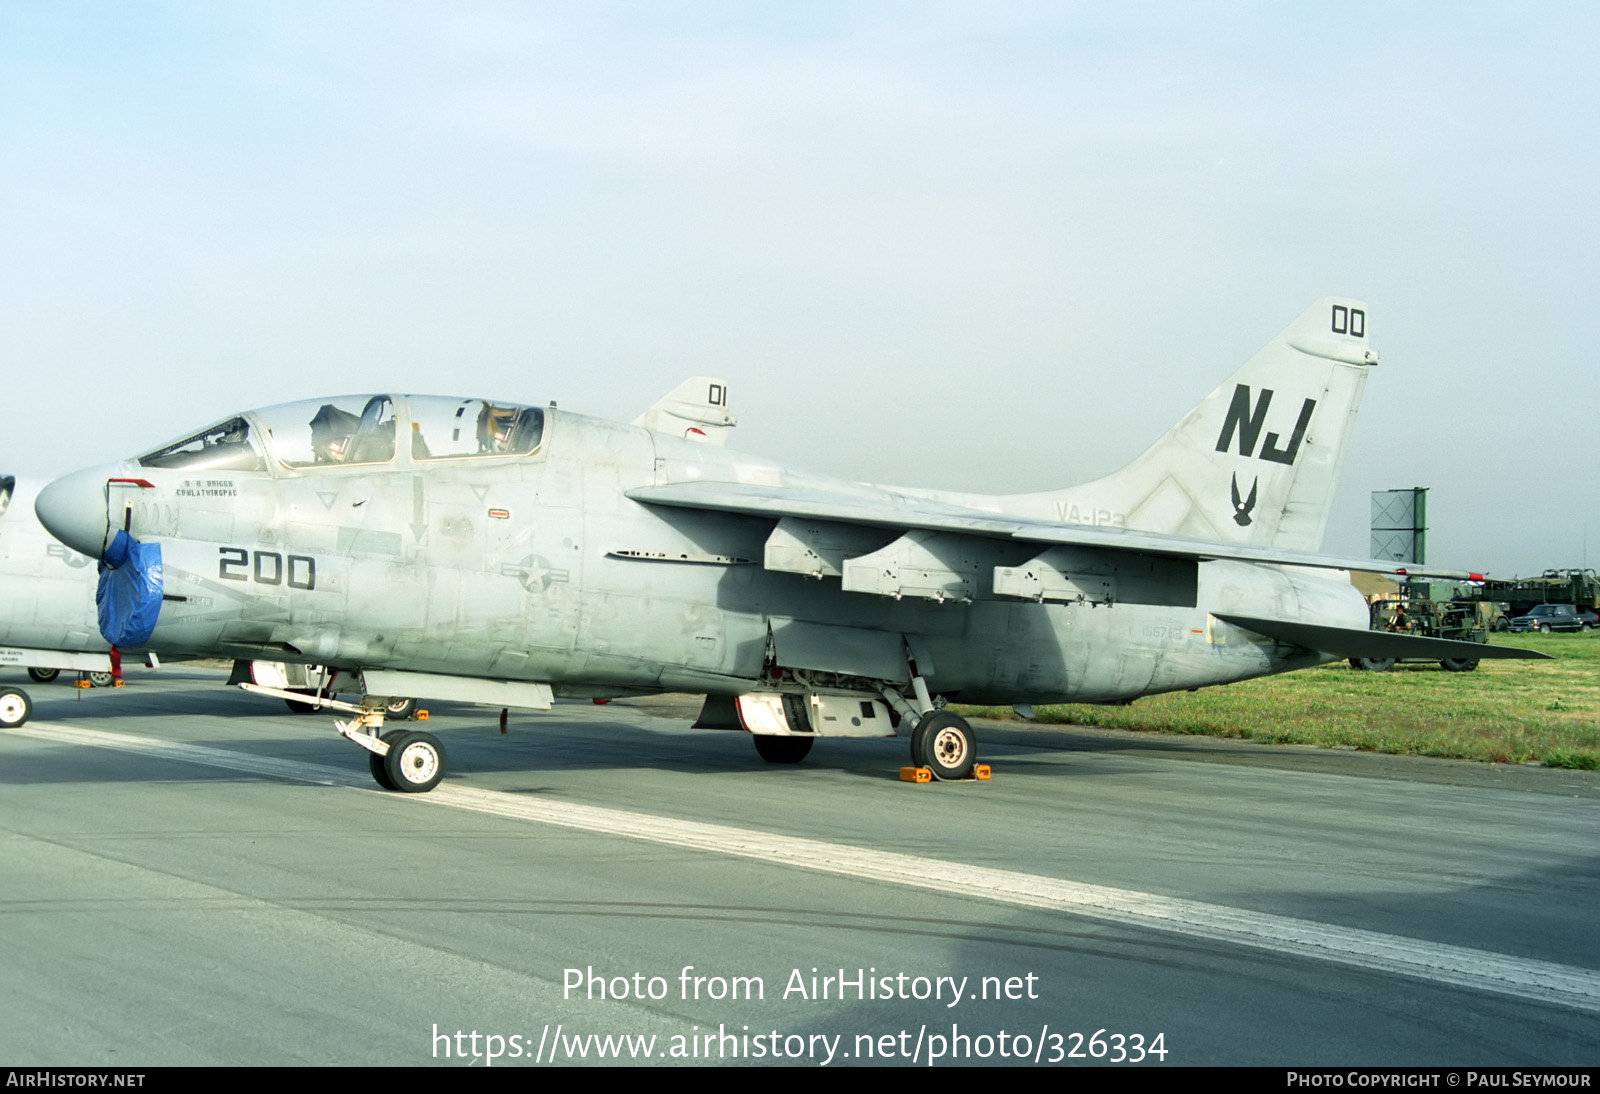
[0,687,31,728]
[27,668,59,684]
[912,711,976,781]
[284,689,320,714]
[1540,624,1551,634]
[382,731,446,793]
[1352,657,1395,672]
[365,729,408,790]
[752,734,813,764]
[369,749,398,790]
[87,671,114,687]
[1440,658,1479,673]
[383,697,416,720]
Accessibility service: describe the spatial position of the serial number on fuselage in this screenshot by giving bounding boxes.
[218,547,317,590]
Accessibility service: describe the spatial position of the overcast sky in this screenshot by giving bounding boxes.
[2,2,1594,576]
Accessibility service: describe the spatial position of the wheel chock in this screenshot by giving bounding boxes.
[415,710,429,721]
[901,764,993,783]
[73,680,91,689]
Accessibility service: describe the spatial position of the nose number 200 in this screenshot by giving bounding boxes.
[218,547,316,591]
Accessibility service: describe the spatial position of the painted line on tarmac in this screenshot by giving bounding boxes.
[16,719,1600,1015]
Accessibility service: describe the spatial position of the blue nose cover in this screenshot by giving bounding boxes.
[97,529,163,647]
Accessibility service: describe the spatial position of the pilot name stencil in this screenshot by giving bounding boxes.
[177,479,238,498]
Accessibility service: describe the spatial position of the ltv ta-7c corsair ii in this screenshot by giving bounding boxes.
[34,299,1542,791]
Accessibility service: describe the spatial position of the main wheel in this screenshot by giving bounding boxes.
[88,671,114,687]
[27,668,59,684]
[1440,658,1479,672]
[381,730,446,793]
[284,689,320,714]
[0,688,31,728]
[912,711,976,781]
[383,697,416,720]
[752,734,813,764]
[1351,657,1395,672]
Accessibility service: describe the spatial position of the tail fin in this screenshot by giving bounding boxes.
[1022,298,1377,551]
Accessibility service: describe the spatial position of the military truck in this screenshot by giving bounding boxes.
[1351,581,1493,672]
[1477,569,1599,628]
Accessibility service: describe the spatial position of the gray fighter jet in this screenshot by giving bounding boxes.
[34,299,1543,791]
[0,475,125,726]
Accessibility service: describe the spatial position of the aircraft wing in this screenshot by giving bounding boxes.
[626,480,1487,581]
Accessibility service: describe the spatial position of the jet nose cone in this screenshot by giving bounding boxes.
[35,467,114,559]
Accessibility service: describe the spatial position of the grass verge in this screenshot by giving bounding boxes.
[961,632,1600,769]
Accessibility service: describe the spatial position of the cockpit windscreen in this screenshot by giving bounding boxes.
[138,417,268,472]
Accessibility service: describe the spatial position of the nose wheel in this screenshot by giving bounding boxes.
[238,678,447,792]
[337,710,448,793]
[379,731,446,793]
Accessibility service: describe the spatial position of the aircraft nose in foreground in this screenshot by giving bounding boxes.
[34,466,115,559]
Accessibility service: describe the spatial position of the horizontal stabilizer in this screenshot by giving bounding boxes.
[1214,615,1550,662]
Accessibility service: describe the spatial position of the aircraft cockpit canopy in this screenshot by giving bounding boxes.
[136,395,545,473]
[405,396,544,460]
[137,416,268,472]
[266,395,398,466]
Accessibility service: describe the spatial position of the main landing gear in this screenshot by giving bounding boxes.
[737,671,986,782]
[909,711,977,781]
